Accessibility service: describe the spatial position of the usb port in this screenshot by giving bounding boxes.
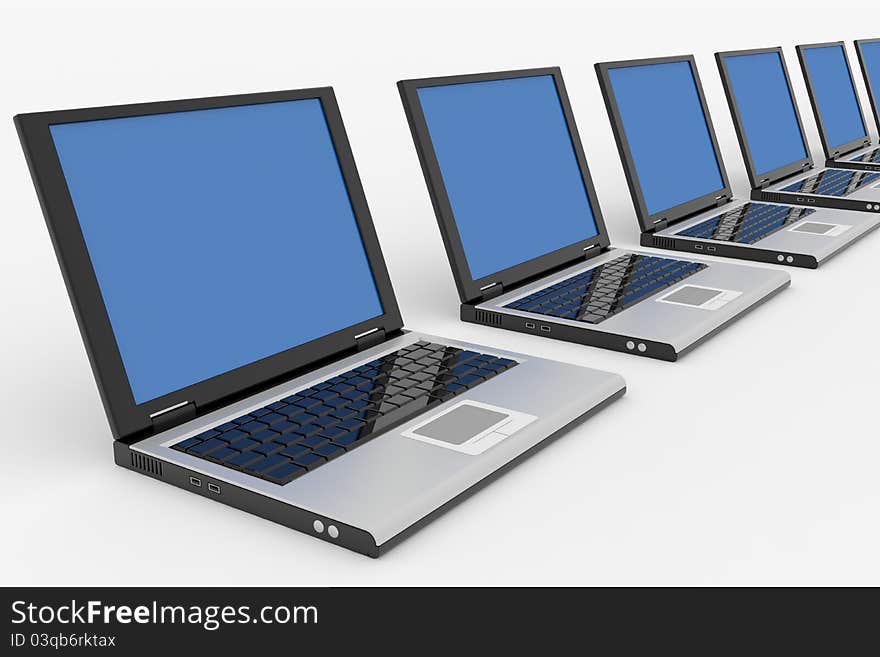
[707,246,717,252]
[525,322,536,329]
[189,477,201,488]
[207,483,221,494]
[540,325,551,333]
[694,244,703,250]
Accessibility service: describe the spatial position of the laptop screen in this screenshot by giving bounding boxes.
[801,44,867,150]
[857,40,880,122]
[416,75,599,281]
[606,60,725,216]
[49,99,384,404]
[721,51,809,176]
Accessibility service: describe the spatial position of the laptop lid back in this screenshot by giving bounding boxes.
[596,55,732,232]
[854,38,880,136]
[716,47,814,189]
[796,41,871,159]
[16,89,403,440]
[398,68,610,304]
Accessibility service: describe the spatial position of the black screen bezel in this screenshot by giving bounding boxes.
[15,87,404,440]
[796,41,870,159]
[397,67,611,305]
[715,46,815,189]
[854,38,880,137]
[595,54,733,232]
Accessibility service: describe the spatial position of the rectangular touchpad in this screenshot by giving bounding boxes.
[412,405,509,444]
[403,401,538,455]
[662,286,721,306]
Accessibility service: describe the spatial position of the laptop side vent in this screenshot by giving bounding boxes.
[131,452,163,477]
[763,192,784,203]
[475,309,503,327]
[653,236,676,250]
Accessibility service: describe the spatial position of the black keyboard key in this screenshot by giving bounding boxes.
[263,462,306,485]
[244,454,289,474]
[226,451,265,469]
[252,441,283,456]
[172,437,202,452]
[313,443,345,460]
[187,438,226,456]
[227,436,259,452]
[292,452,326,470]
[250,429,280,443]
[298,434,329,449]
[280,444,311,460]
[217,429,248,443]
[205,446,238,463]
[239,420,268,434]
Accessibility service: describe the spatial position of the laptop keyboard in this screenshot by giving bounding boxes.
[677,202,815,244]
[504,254,706,324]
[781,168,880,196]
[850,147,880,163]
[171,341,517,485]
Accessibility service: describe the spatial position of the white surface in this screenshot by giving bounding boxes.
[1,0,878,586]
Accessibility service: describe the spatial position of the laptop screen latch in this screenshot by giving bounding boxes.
[150,401,197,434]
[355,327,386,351]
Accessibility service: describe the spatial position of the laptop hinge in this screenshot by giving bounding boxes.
[479,282,504,302]
[715,193,729,207]
[150,401,197,434]
[652,218,669,232]
[354,326,386,351]
[758,177,771,189]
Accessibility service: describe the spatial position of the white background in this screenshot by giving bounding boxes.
[1,0,878,586]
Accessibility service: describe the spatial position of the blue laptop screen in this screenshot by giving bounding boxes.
[801,44,867,150]
[416,75,599,281]
[50,99,384,404]
[858,41,880,122]
[607,60,725,216]
[722,51,810,176]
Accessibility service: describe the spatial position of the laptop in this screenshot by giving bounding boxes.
[796,41,880,172]
[398,68,790,362]
[596,55,879,269]
[716,47,880,215]
[15,88,626,557]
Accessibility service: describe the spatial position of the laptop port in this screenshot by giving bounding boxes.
[189,477,201,487]
[525,322,536,329]
[540,325,551,333]
[207,483,221,494]
[707,245,717,252]
[694,244,703,250]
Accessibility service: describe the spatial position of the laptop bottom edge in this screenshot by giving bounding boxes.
[825,158,880,173]
[639,232,819,269]
[113,383,626,557]
[752,188,880,215]
[462,304,678,361]
[114,441,381,557]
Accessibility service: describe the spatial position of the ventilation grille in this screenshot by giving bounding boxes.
[763,192,784,203]
[475,309,502,326]
[652,236,676,250]
[131,452,163,477]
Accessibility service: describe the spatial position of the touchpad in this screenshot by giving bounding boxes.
[656,284,742,310]
[413,405,509,444]
[403,401,538,455]
[789,221,850,236]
